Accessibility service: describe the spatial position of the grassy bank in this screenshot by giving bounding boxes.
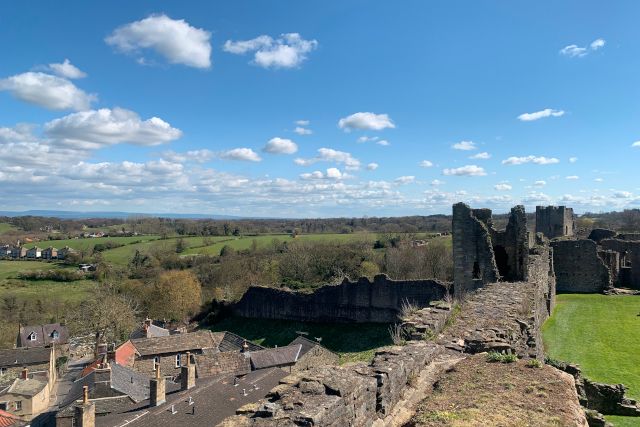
[543,293,640,426]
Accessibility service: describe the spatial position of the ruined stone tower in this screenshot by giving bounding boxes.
[452,203,529,297]
[535,205,574,239]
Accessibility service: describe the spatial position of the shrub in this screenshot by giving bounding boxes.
[486,351,518,363]
[527,359,543,368]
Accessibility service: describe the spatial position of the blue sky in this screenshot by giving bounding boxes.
[1,1,639,217]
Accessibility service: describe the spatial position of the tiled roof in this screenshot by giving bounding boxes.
[0,409,26,427]
[288,335,337,358]
[249,344,302,370]
[131,331,222,356]
[0,347,51,367]
[18,323,69,348]
[130,323,171,340]
[6,377,47,397]
[218,331,264,353]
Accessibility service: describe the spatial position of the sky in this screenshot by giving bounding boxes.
[1,1,640,217]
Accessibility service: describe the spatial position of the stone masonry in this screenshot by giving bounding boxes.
[551,239,611,293]
[536,205,575,239]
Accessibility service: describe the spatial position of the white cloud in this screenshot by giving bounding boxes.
[223,33,317,69]
[376,139,390,146]
[394,176,415,185]
[452,140,477,151]
[294,127,312,135]
[613,191,632,199]
[501,155,560,165]
[494,183,512,191]
[300,167,346,180]
[0,124,38,144]
[419,160,433,168]
[522,191,552,204]
[263,137,298,154]
[594,178,604,182]
[534,180,547,187]
[44,107,182,150]
[219,148,261,162]
[0,72,96,111]
[48,59,87,79]
[295,120,309,126]
[162,149,215,163]
[517,109,565,121]
[367,162,378,171]
[631,141,640,148]
[569,157,578,163]
[560,38,605,57]
[470,151,491,160]
[338,112,395,131]
[357,136,379,143]
[294,148,360,170]
[442,165,486,176]
[566,175,579,180]
[431,179,445,186]
[106,14,212,68]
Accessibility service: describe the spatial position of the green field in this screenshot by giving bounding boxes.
[0,223,17,235]
[22,235,160,252]
[543,294,640,427]
[209,316,392,364]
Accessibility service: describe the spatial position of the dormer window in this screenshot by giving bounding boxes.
[51,330,59,340]
[28,332,37,341]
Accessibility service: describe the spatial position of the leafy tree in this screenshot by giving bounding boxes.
[149,270,202,322]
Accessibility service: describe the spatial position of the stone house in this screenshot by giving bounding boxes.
[41,247,58,260]
[9,247,26,259]
[0,370,50,423]
[129,318,171,339]
[121,331,220,377]
[25,247,41,259]
[288,336,339,372]
[248,345,303,372]
[0,347,55,391]
[56,246,76,260]
[17,323,69,350]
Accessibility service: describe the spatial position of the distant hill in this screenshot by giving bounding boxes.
[0,210,247,220]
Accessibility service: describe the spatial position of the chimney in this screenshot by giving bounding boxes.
[21,368,28,380]
[74,386,95,427]
[241,340,249,353]
[180,352,196,390]
[150,366,166,407]
[93,362,112,395]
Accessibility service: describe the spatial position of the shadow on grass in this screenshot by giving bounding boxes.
[209,316,392,355]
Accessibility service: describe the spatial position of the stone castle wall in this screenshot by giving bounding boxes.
[233,274,449,323]
[551,240,611,293]
[536,205,574,239]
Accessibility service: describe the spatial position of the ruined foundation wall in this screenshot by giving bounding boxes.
[233,274,449,323]
[551,240,610,293]
[600,239,640,290]
[453,203,498,297]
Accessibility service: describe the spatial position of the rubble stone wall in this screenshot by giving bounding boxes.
[551,240,611,293]
[234,274,449,323]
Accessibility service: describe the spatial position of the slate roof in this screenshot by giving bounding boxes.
[289,335,323,357]
[218,331,264,353]
[5,378,47,397]
[0,347,51,368]
[93,368,287,427]
[130,323,171,340]
[249,344,302,370]
[130,331,221,356]
[61,363,180,409]
[18,323,69,348]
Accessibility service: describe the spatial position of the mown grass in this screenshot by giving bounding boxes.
[22,235,160,251]
[0,260,69,279]
[209,316,392,364]
[543,294,640,427]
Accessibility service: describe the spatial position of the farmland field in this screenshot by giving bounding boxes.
[22,235,160,252]
[0,223,17,235]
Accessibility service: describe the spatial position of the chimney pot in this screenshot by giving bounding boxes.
[21,368,28,380]
[83,385,89,404]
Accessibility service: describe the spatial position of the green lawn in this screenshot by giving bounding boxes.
[543,294,640,427]
[0,260,66,279]
[22,235,160,252]
[0,223,17,235]
[209,316,392,364]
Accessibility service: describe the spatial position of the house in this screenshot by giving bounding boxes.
[56,246,76,260]
[0,347,55,391]
[17,323,69,350]
[130,319,171,340]
[287,335,339,372]
[25,247,41,259]
[120,331,221,376]
[9,247,26,259]
[0,245,10,258]
[248,345,303,372]
[41,247,58,260]
[0,369,50,423]
[0,347,56,422]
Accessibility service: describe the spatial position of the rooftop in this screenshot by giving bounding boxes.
[249,344,302,370]
[130,331,221,356]
[0,347,51,367]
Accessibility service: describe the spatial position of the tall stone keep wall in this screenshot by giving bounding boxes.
[452,203,498,297]
[233,274,449,323]
[551,240,610,293]
[536,205,575,239]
